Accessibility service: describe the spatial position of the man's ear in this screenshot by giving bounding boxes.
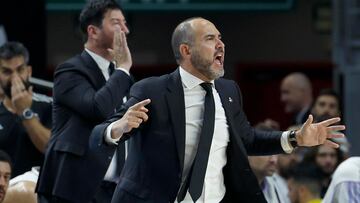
[179,44,191,60]
[87,25,99,40]
[27,65,32,78]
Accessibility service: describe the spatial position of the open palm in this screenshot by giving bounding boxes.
[297,115,345,148]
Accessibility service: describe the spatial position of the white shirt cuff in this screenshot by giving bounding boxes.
[281,131,294,153]
[115,67,130,76]
[104,122,120,145]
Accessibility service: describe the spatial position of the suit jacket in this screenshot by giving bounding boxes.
[36,51,133,203]
[90,68,285,203]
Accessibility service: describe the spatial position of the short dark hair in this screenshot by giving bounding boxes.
[0,150,12,170]
[0,41,30,64]
[317,88,341,105]
[289,163,323,196]
[79,0,122,38]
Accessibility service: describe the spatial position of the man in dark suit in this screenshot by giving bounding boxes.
[90,17,345,203]
[36,0,133,202]
[281,72,313,125]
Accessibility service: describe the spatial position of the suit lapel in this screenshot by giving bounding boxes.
[165,69,186,173]
[215,80,247,156]
[80,51,106,89]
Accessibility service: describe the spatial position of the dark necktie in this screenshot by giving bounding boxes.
[108,62,115,76]
[177,82,215,202]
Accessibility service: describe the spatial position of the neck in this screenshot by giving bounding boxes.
[85,42,112,61]
[180,62,212,82]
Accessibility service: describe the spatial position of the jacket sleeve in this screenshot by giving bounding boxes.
[232,81,284,155]
[89,80,147,149]
[54,63,133,122]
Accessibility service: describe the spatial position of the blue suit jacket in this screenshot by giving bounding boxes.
[36,51,133,202]
[91,68,285,203]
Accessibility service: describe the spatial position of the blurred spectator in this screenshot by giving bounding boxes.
[311,89,341,122]
[281,72,313,125]
[303,145,344,197]
[0,42,52,176]
[287,163,323,203]
[249,155,290,203]
[3,167,38,203]
[0,26,6,46]
[0,150,11,203]
[322,157,360,203]
[255,118,280,131]
[0,87,4,102]
[311,89,350,158]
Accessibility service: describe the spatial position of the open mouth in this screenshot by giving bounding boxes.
[214,53,223,65]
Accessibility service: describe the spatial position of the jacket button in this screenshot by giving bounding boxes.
[108,156,112,160]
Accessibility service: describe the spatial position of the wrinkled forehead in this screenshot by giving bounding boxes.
[190,19,221,39]
[0,161,11,174]
[0,55,26,68]
[316,95,338,105]
[103,9,125,22]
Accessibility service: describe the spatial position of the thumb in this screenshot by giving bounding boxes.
[28,86,33,95]
[107,48,114,57]
[303,114,313,128]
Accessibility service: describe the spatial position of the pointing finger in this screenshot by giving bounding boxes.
[129,99,151,111]
[319,117,341,127]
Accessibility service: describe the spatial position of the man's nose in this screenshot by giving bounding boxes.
[121,24,130,35]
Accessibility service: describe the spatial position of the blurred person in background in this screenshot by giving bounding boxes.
[0,150,11,203]
[0,42,52,177]
[281,72,313,125]
[322,157,360,203]
[3,167,38,203]
[249,155,290,203]
[311,89,341,122]
[36,0,134,202]
[311,89,350,158]
[303,145,344,197]
[287,163,323,203]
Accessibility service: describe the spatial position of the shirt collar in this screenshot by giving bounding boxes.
[179,66,215,90]
[85,48,111,74]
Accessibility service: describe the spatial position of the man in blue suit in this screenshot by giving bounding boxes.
[36,0,133,202]
[91,17,345,203]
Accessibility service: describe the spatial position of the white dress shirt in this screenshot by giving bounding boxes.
[177,67,230,203]
[85,48,129,181]
[322,157,360,203]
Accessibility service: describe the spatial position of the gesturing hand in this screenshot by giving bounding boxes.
[11,75,32,115]
[111,99,151,139]
[107,27,132,71]
[296,115,346,148]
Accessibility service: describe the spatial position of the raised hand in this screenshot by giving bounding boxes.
[296,115,345,148]
[107,27,132,71]
[11,75,32,115]
[110,99,151,139]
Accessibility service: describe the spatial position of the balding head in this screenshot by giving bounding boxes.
[281,72,313,113]
[172,17,209,64]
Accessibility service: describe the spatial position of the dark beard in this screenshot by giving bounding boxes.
[2,79,31,99]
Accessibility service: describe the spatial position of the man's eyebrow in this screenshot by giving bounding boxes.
[0,63,26,71]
